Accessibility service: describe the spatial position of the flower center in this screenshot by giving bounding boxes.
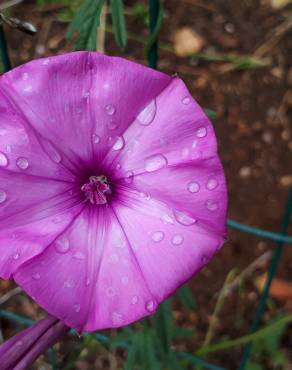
[81,175,111,205]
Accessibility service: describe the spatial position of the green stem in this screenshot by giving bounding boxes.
[147,0,159,69]
[0,21,11,72]
[239,188,292,369]
[196,314,292,356]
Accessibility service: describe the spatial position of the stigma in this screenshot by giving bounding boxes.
[81,175,111,205]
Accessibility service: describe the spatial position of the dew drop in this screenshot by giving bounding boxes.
[13,253,20,260]
[86,279,90,286]
[0,152,8,167]
[131,296,139,305]
[145,154,168,172]
[0,190,7,204]
[137,99,157,126]
[73,252,85,260]
[32,273,41,280]
[146,300,155,312]
[108,121,118,130]
[92,134,100,144]
[74,304,81,313]
[171,234,184,246]
[182,96,191,105]
[121,276,129,285]
[42,140,62,163]
[55,237,70,253]
[6,144,12,153]
[124,171,134,184]
[196,127,207,138]
[201,255,209,264]
[116,163,121,170]
[106,287,116,297]
[206,199,219,211]
[151,231,164,242]
[174,210,196,226]
[16,157,29,170]
[105,104,116,116]
[64,280,73,288]
[113,136,125,151]
[112,312,123,325]
[187,181,200,193]
[160,213,174,225]
[207,178,218,191]
[22,72,29,81]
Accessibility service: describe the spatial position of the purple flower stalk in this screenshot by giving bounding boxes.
[0,315,69,369]
[0,51,227,363]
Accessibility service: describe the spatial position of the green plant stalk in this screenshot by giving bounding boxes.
[203,269,237,348]
[0,21,11,72]
[239,188,292,369]
[196,314,292,356]
[147,0,160,69]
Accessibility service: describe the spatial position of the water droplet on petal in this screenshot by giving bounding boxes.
[171,234,184,246]
[137,99,157,126]
[16,157,29,170]
[124,171,134,184]
[116,163,121,170]
[74,304,81,313]
[42,140,62,163]
[174,210,196,226]
[105,104,116,116]
[188,181,200,193]
[201,255,209,264]
[160,213,174,225]
[113,136,125,151]
[106,287,116,297]
[112,312,123,325]
[182,96,191,105]
[6,144,12,153]
[206,199,219,211]
[146,300,155,312]
[13,253,20,260]
[73,252,85,260]
[108,121,118,130]
[207,178,218,191]
[121,276,129,285]
[0,152,8,167]
[145,154,168,172]
[32,273,41,280]
[151,231,164,242]
[64,280,73,288]
[16,340,23,347]
[86,279,90,286]
[131,296,139,305]
[55,237,70,253]
[0,190,7,204]
[196,127,207,138]
[92,134,100,144]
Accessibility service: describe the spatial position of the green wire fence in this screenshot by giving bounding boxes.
[0,1,291,369]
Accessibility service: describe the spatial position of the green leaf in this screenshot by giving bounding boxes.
[110,0,127,49]
[143,329,161,370]
[152,300,173,351]
[66,0,105,50]
[145,0,163,53]
[176,284,196,310]
[124,332,143,370]
[196,314,292,356]
[204,108,218,120]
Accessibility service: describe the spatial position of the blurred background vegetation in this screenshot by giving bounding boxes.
[0,0,292,369]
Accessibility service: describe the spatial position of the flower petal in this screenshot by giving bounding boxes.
[0,52,172,173]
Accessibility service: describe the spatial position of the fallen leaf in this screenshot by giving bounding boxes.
[255,273,292,302]
[270,0,292,9]
[173,27,204,57]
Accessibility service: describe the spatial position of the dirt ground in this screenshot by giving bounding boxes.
[0,0,292,369]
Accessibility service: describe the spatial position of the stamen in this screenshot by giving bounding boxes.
[81,175,111,205]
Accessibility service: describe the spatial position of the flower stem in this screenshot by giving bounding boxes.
[0,314,69,370]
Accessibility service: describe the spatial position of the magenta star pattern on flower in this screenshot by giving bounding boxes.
[0,52,227,331]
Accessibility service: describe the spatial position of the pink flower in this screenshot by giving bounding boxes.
[0,52,227,332]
